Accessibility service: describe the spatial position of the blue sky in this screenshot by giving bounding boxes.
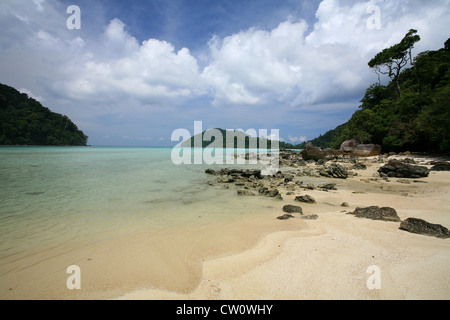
[1,0,449,146]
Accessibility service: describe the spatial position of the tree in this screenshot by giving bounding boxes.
[368,29,421,97]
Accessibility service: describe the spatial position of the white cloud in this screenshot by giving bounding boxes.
[288,135,307,144]
[19,88,44,102]
[202,0,450,108]
[56,19,205,105]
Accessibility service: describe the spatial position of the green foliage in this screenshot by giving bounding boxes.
[298,123,347,150]
[368,29,421,97]
[330,36,450,154]
[0,83,88,146]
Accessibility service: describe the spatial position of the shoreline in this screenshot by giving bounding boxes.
[116,153,450,300]
[1,152,448,300]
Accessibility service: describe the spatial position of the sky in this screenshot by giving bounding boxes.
[1,0,449,146]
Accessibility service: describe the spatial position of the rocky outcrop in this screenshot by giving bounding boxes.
[399,218,450,238]
[319,164,349,179]
[347,206,401,222]
[352,144,382,157]
[378,160,430,178]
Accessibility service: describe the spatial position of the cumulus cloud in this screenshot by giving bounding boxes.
[55,18,205,105]
[202,0,450,108]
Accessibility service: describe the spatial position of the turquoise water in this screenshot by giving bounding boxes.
[0,146,277,284]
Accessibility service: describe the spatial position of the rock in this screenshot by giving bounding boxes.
[277,214,295,220]
[430,162,450,171]
[401,158,416,164]
[378,160,430,178]
[205,168,217,175]
[341,202,349,207]
[347,206,401,222]
[301,142,327,161]
[301,214,319,220]
[295,195,316,204]
[282,205,303,214]
[352,162,367,170]
[340,139,359,152]
[319,183,337,190]
[352,144,382,157]
[319,164,349,179]
[237,189,256,196]
[399,218,450,238]
[267,189,280,197]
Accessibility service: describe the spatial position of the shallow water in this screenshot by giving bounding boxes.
[0,146,285,299]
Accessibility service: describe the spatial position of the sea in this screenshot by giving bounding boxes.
[0,146,286,299]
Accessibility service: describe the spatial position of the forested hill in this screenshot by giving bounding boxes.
[300,34,450,154]
[0,83,88,146]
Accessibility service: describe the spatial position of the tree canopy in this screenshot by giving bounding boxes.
[300,33,449,155]
[368,29,421,97]
[0,83,88,146]
[330,35,450,154]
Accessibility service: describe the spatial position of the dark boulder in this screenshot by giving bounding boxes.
[400,218,450,238]
[301,143,327,161]
[282,205,303,214]
[378,160,429,178]
[347,206,401,222]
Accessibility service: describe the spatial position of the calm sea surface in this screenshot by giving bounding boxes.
[0,146,278,296]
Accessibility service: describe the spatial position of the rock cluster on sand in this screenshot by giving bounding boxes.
[205,150,449,235]
[378,160,430,178]
[346,207,450,239]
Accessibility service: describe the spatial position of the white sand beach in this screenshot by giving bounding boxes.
[117,155,450,300]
